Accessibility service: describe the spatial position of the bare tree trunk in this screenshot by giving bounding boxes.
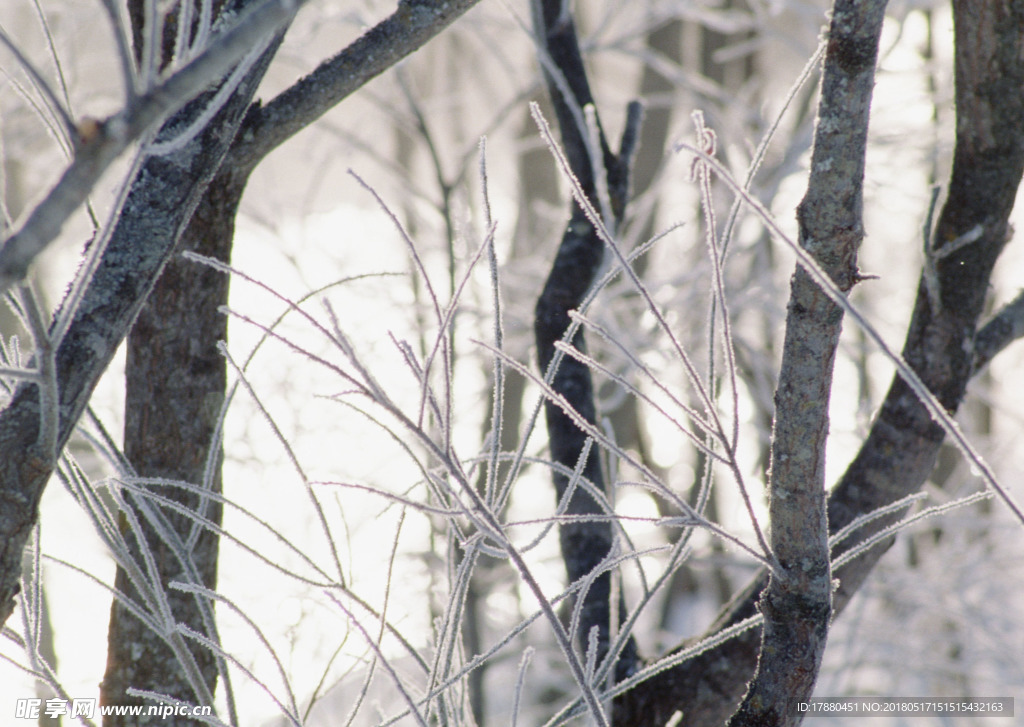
[615,0,1024,721]
[100,172,243,723]
[532,0,641,682]
[98,3,252,721]
[729,1,887,723]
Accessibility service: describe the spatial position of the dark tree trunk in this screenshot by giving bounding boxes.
[98,3,261,721]
[100,170,244,723]
[532,0,640,682]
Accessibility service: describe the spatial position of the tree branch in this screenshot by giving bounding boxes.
[728,2,887,726]
[532,0,640,683]
[973,289,1024,373]
[0,0,487,639]
[226,0,486,174]
[0,0,306,294]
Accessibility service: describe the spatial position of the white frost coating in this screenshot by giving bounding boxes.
[944,223,983,252]
[193,0,216,56]
[174,0,217,64]
[145,34,272,158]
[51,149,147,350]
[406,4,441,23]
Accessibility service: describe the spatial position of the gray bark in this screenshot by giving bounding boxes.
[728,2,888,725]
[100,174,244,724]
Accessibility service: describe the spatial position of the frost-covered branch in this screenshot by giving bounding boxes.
[973,289,1024,373]
[0,18,285,635]
[0,0,306,293]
